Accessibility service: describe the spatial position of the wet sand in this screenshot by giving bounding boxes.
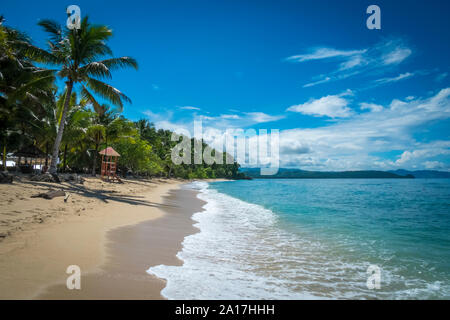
[36,186,205,299]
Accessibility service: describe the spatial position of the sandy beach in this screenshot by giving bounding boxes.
[0,175,204,299]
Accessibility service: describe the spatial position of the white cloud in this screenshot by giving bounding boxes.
[303,77,331,88]
[360,102,383,112]
[395,141,450,165]
[287,38,413,88]
[375,72,415,85]
[244,112,285,123]
[338,54,366,70]
[389,99,409,110]
[220,114,240,119]
[424,160,447,170]
[280,88,450,170]
[179,106,201,111]
[285,48,365,62]
[143,89,450,171]
[144,108,284,139]
[381,46,412,65]
[143,110,174,122]
[287,90,353,118]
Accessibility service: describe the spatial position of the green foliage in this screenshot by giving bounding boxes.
[113,136,163,176]
[0,16,245,180]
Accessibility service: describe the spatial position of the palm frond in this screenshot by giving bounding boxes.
[15,41,60,65]
[37,19,64,44]
[78,62,111,79]
[101,57,138,70]
[80,85,101,110]
[7,75,55,102]
[85,78,131,108]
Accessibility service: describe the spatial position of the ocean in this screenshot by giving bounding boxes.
[148,179,450,299]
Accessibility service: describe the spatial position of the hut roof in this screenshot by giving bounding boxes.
[99,147,120,157]
[13,145,47,158]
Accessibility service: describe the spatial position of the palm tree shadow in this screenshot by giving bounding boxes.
[21,180,175,208]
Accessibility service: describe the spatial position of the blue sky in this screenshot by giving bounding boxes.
[2,0,450,171]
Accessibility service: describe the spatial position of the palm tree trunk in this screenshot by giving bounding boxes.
[2,141,6,172]
[45,142,49,167]
[63,143,68,173]
[49,81,74,175]
[92,143,98,176]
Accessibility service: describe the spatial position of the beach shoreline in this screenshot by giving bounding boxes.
[0,176,209,299]
[37,184,206,299]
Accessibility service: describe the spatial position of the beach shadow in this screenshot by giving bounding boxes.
[20,179,176,208]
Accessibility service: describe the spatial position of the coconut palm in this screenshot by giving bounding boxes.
[22,16,138,174]
[0,16,55,171]
[87,104,136,176]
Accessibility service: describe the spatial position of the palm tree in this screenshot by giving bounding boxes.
[1,16,55,171]
[58,92,91,172]
[23,17,138,175]
[87,105,136,176]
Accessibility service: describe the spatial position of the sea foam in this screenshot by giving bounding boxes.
[147,181,321,299]
[147,181,450,299]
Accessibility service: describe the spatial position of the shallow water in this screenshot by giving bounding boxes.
[148,179,450,299]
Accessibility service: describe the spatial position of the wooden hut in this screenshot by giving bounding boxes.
[99,147,122,182]
[13,145,48,173]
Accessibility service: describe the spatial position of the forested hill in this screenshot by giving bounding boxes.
[388,169,450,179]
[240,168,415,179]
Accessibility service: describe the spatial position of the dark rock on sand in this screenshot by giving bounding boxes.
[30,173,84,184]
[0,172,13,183]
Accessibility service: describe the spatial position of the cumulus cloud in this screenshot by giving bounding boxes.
[395,141,450,166]
[144,108,284,136]
[360,102,384,112]
[287,90,353,118]
[280,88,450,170]
[244,112,285,123]
[143,89,450,171]
[424,160,447,170]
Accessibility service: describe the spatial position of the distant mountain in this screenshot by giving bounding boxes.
[240,168,414,179]
[388,169,450,179]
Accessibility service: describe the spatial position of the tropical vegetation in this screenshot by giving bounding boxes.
[0,15,244,180]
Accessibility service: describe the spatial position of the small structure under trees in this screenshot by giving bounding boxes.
[13,145,48,173]
[99,147,122,182]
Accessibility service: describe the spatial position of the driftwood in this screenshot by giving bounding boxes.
[31,190,66,200]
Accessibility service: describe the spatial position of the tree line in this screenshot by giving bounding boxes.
[0,15,244,180]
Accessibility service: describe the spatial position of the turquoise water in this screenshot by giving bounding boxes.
[208,179,450,299]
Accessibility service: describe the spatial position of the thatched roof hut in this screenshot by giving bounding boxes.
[13,145,47,158]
